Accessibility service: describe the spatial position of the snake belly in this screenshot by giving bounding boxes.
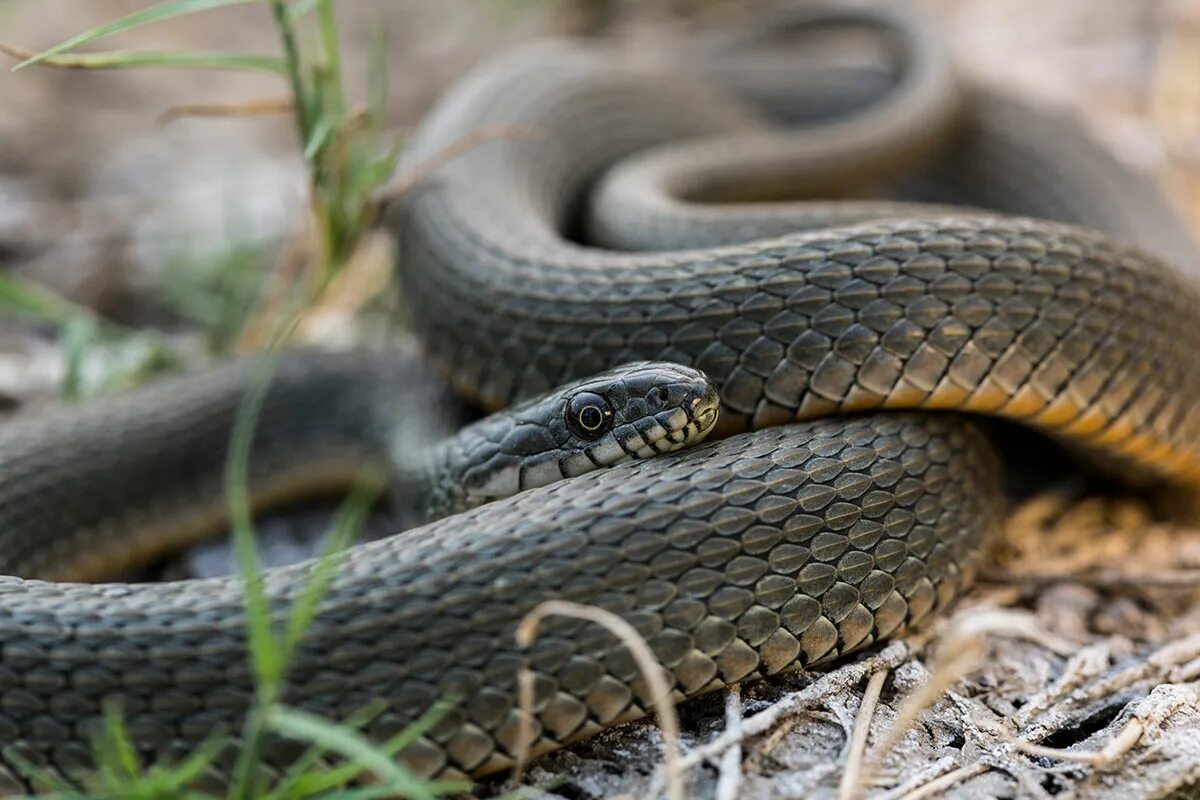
[1,4,1200,788]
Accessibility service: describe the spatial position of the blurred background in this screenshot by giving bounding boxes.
[1,1,1197,356]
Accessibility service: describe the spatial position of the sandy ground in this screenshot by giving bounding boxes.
[3,1,1200,798]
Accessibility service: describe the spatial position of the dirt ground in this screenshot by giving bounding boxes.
[3,1,1200,798]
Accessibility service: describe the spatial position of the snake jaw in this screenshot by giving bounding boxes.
[693,384,720,437]
[615,373,720,458]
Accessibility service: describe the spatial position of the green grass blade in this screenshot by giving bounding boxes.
[302,114,336,161]
[223,315,306,800]
[315,0,344,117]
[267,708,443,800]
[0,273,86,323]
[274,699,462,799]
[269,0,313,140]
[231,707,272,800]
[298,784,468,800]
[380,697,457,759]
[262,700,387,800]
[0,748,81,794]
[366,16,387,131]
[224,350,283,689]
[285,0,321,22]
[14,0,267,70]
[280,472,383,660]
[5,48,285,72]
[59,317,97,403]
[92,703,143,791]
[139,731,227,794]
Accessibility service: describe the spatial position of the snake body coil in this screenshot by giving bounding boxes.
[0,5,1199,787]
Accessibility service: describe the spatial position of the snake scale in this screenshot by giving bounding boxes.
[1,3,1199,789]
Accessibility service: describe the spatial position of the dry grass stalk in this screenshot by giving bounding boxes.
[515,600,685,800]
[838,667,889,800]
[237,124,541,352]
[374,124,542,205]
[156,96,294,125]
[511,668,537,787]
[892,762,990,800]
[236,227,314,352]
[856,631,985,793]
[294,230,395,343]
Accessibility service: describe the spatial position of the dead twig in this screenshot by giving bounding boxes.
[982,717,1146,767]
[678,639,915,772]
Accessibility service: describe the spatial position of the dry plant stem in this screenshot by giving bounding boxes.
[1014,641,1124,729]
[1,41,103,67]
[157,96,294,125]
[1175,655,1200,682]
[339,104,373,138]
[515,600,685,800]
[893,763,990,800]
[857,631,986,794]
[838,667,889,800]
[760,717,799,755]
[374,124,542,203]
[236,228,313,352]
[294,230,395,342]
[677,640,914,771]
[714,686,743,800]
[951,608,1076,656]
[989,718,1146,766]
[241,125,538,350]
[0,43,44,62]
[878,614,1193,797]
[511,669,537,786]
[872,757,959,800]
[1075,631,1200,704]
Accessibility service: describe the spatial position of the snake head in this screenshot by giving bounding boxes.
[552,361,720,465]
[453,362,719,506]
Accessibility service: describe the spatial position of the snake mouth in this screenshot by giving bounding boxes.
[691,384,720,436]
[619,379,720,459]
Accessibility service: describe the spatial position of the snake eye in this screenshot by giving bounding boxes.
[566,392,613,439]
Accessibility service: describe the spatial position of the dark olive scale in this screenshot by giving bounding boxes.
[0,4,1197,791]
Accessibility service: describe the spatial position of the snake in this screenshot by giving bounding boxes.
[1,2,1199,789]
